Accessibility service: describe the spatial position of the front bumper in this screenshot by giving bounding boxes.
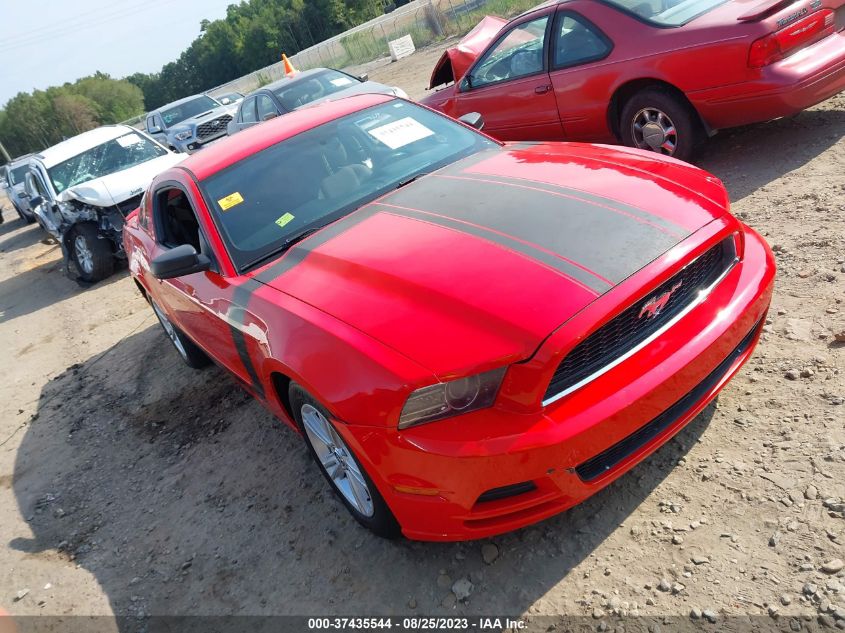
[175,131,228,154]
[335,226,775,541]
[690,31,845,129]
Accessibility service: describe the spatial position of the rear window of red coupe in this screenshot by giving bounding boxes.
[604,0,729,26]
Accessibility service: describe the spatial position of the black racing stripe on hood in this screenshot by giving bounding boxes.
[451,171,689,238]
[376,204,609,294]
[382,174,685,285]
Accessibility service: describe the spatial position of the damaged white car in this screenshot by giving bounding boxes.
[25,125,184,283]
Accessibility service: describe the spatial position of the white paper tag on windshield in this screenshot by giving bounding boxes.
[367,117,434,150]
[116,133,143,148]
[330,77,354,87]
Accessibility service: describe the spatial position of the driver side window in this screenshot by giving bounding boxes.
[155,187,201,253]
[469,15,549,89]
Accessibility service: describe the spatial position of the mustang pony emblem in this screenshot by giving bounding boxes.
[639,282,683,320]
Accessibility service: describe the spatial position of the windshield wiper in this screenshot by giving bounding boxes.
[395,172,430,189]
[282,226,324,249]
[241,226,326,271]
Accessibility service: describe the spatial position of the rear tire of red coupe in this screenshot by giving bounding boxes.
[620,88,702,163]
[289,382,401,539]
[150,300,211,369]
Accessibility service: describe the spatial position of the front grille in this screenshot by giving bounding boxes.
[575,318,762,482]
[115,194,143,216]
[196,115,232,141]
[544,238,737,402]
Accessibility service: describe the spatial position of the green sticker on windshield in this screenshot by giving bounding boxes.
[275,212,295,228]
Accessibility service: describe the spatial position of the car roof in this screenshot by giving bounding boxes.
[180,92,393,181]
[152,93,220,113]
[34,125,138,168]
[249,68,337,96]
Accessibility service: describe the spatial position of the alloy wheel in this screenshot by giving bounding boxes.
[631,107,678,155]
[151,302,188,361]
[74,234,95,274]
[301,403,374,517]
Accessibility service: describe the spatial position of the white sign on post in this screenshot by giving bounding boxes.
[388,34,415,62]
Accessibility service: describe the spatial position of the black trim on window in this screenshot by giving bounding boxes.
[550,8,614,72]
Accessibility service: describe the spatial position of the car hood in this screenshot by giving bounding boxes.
[428,15,507,89]
[62,152,185,207]
[252,143,728,377]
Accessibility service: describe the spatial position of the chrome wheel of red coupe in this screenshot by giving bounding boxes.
[151,300,210,369]
[290,383,400,538]
[124,94,775,540]
[620,89,700,161]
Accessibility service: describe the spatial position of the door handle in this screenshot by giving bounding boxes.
[534,84,552,95]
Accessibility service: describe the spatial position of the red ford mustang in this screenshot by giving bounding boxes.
[124,94,774,540]
[420,0,845,160]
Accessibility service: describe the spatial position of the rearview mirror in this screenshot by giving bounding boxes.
[458,112,485,131]
[29,195,43,208]
[150,244,211,279]
[358,73,369,82]
[262,112,278,122]
[148,124,161,134]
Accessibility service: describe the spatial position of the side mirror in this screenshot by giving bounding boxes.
[148,124,162,134]
[29,195,43,207]
[358,73,369,82]
[458,112,485,131]
[150,244,211,279]
[262,112,278,122]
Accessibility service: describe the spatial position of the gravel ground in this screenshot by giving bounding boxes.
[0,40,843,633]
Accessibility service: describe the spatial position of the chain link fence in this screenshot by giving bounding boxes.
[205,0,539,99]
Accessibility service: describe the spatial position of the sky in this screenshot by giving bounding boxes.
[0,0,237,105]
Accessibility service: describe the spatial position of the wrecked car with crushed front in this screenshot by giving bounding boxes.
[26,124,184,282]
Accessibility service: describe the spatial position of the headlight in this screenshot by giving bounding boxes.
[392,87,409,100]
[174,130,193,141]
[398,367,506,429]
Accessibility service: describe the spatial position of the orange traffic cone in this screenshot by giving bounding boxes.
[282,54,297,77]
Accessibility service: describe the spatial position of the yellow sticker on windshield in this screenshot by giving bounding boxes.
[218,192,244,210]
[275,212,295,228]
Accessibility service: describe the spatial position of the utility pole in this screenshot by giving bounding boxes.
[0,138,10,163]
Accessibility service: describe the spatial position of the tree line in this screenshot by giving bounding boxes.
[1,0,389,159]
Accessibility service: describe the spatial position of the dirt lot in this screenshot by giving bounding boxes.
[1,41,843,633]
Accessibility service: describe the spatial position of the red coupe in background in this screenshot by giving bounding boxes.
[124,94,774,540]
[420,0,845,160]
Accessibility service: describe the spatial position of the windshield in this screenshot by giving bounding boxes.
[9,164,29,185]
[160,95,220,127]
[272,70,362,112]
[603,0,728,26]
[201,100,496,271]
[48,132,168,193]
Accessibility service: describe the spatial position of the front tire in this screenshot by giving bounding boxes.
[289,382,401,539]
[150,300,210,368]
[71,223,114,282]
[620,88,701,162]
